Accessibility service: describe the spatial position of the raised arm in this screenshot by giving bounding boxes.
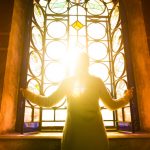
[99,79,133,110]
[21,80,67,108]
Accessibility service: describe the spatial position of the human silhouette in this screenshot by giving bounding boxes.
[21,52,133,150]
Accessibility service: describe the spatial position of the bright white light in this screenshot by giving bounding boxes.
[71,80,85,97]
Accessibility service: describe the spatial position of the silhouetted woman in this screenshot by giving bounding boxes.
[21,53,133,150]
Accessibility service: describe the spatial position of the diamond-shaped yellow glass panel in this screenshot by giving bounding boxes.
[72,20,84,31]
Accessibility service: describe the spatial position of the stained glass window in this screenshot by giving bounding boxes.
[23,0,132,131]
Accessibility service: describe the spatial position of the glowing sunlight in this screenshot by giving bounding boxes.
[24,0,131,129]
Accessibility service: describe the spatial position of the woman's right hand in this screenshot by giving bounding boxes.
[124,87,134,100]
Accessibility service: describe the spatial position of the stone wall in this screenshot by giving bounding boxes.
[141,0,150,53]
[122,0,150,131]
[0,0,31,133]
[0,0,14,106]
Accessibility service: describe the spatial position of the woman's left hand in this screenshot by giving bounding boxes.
[124,87,134,100]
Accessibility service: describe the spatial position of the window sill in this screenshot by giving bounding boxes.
[0,132,150,140]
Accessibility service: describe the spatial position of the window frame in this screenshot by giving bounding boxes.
[16,0,140,133]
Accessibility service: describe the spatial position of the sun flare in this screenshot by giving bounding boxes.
[25,0,130,128]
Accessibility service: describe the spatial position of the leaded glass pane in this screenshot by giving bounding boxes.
[124,107,131,122]
[34,109,40,122]
[86,0,106,15]
[24,107,32,122]
[34,3,45,28]
[55,110,67,120]
[24,0,131,130]
[88,23,106,39]
[88,42,108,60]
[49,0,68,14]
[42,110,54,121]
[31,27,43,50]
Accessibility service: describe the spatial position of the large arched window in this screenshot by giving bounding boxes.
[17,0,139,132]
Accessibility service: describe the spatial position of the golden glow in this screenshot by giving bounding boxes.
[72,81,85,97]
[26,0,128,128]
[29,15,113,125]
[44,63,66,82]
[64,47,84,76]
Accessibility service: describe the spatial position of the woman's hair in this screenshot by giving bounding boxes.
[78,52,89,64]
[76,52,89,74]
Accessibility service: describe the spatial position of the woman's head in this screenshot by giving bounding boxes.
[75,52,89,76]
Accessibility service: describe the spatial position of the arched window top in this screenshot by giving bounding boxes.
[35,0,117,14]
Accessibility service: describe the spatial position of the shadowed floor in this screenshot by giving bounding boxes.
[0,132,150,150]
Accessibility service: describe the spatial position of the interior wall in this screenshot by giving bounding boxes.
[141,0,150,54]
[0,0,31,133]
[122,0,150,131]
[0,0,14,107]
